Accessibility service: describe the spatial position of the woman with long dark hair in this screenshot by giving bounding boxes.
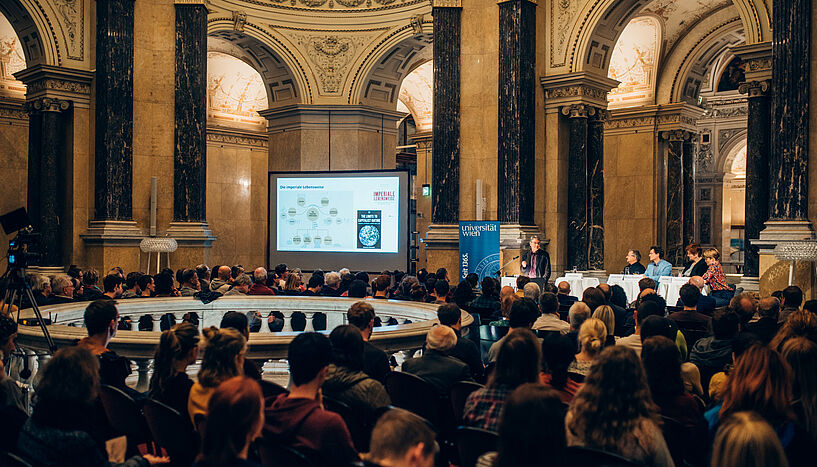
[540,334,582,403]
[463,328,540,432]
[194,376,264,467]
[148,323,199,420]
[782,337,817,440]
[566,346,673,466]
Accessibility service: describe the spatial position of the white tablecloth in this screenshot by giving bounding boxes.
[553,276,600,296]
[607,274,644,304]
[657,276,707,306]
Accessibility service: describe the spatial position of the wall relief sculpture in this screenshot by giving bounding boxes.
[292,33,373,95]
[52,0,84,60]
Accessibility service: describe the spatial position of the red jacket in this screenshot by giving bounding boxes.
[248,283,276,295]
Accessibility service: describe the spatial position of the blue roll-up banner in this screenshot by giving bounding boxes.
[459,221,501,281]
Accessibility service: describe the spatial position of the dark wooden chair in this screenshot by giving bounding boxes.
[142,398,199,467]
[563,446,645,467]
[450,381,484,424]
[661,415,707,467]
[385,371,446,430]
[322,395,372,452]
[674,322,711,350]
[255,437,318,467]
[98,385,156,456]
[259,379,289,400]
[455,426,498,467]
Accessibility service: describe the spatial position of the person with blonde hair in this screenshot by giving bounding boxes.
[568,318,606,378]
[188,326,246,426]
[592,305,616,347]
[149,323,199,422]
[702,247,734,307]
[402,324,473,395]
[711,412,788,467]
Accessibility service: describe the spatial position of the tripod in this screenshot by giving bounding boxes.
[1,263,56,354]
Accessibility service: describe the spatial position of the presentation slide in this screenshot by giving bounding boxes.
[276,177,400,253]
[269,171,409,272]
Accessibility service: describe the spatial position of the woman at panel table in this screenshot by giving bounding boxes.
[682,243,708,277]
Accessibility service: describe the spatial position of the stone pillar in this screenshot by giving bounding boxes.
[563,104,592,271]
[662,130,688,267]
[167,0,216,254]
[497,0,535,226]
[24,98,70,267]
[411,131,433,271]
[682,136,696,247]
[422,0,462,279]
[431,0,461,225]
[588,110,605,270]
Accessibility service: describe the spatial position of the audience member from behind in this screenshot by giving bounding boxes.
[364,408,436,467]
[745,296,781,344]
[347,279,370,298]
[770,310,817,353]
[224,273,251,296]
[264,332,358,465]
[780,285,804,324]
[80,268,105,301]
[568,318,606,378]
[323,325,391,419]
[711,412,789,467]
[153,272,178,297]
[591,305,617,347]
[248,267,275,295]
[210,266,232,293]
[566,346,673,466]
[463,328,540,432]
[17,347,168,466]
[540,334,583,403]
[220,311,263,381]
[0,315,24,412]
[77,299,132,390]
[302,274,324,296]
[120,272,142,299]
[437,303,483,381]
[678,276,716,314]
[402,325,474,395]
[556,280,578,306]
[477,384,566,467]
[689,309,739,372]
[195,377,264,467]
[48,274,76,304]
[177,269,200,296]
[148,323,199,421]
[469,276,502,317]
[566,301,590,349]
[188,327,246,426]
[533,292,570,334]
[708,344,810,466]
[781,337,817,440]
[617,299,667,357]
[581,287,606,314]
[372,274,391,299]
[347,301,390,383]
[452,281,476,312]
[487,298,539,362]
[670,283,712,329]
[322,272,342,297]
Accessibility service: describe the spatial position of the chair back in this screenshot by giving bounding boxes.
[450,381,484,424]
[455,426,498,467]
[385,371,444,429]
[563,446,644,467]
[322,395,371,452]
[478,325,509,342]
[675,323,710,349]
[255,437,317,467]
[260,380,289,399]
[98,385,155,455]
[143,399,199,467]
[0,452,33,467]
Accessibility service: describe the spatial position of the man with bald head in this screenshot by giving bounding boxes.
[249,267,276,295]
[676,276,716,315]
[209,265,232,293]
[556,281,577,307]
[402,325,473,394]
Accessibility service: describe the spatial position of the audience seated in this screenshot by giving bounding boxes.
[347,301,391,384]
[0,315,24,412]
[209,266,232,293]
[770,310,817,353]
[617,300,667,357]
[264,332,358,465]
[224,273,251,296]
[565,346,674,466]
[745,297,781,344]
[556,280,578,307]
[669,284,712,330]
[711,411,789,467]
[323,325,391,418]
[302,274,324,296]
[540,334,583,403]
[437,303,484,381]
[248,268,275,295]
[580,287,606,315]
[568,318,606,378]
[487,298,539,362]
[591,305,616,347]
[566,301,590,350]
[706,344,810,466]
[402,325,473,395]
[469,277,501,318]
[49,274,76,304]
[476,383,566,467]
[597,283,631,337]
[463,328,540,432]
[219,311,262,381]
[177,269,200,296]
[532,292,570,335]
[77,300,133,391]
[452,281,475,311]
[689,309,739,374]
[79,268,105,301]
[363,409,436,467]
[188,326,246,426]
[137,274,154,297]
[676,276,716,315]
[17,347,167,466]
[780,286,804,324]
[148,322,199,422]
[781,337,817,440]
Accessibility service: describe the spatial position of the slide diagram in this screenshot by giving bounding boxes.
[278,192,353,249]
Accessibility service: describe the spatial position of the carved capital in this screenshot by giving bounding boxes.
[561,104,595,118]
[25,97,72,114]
[738,80,770,98]
[661,130,691,142]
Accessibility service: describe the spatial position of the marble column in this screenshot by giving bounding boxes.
[497,0,535,225]
[663,130,687,267]
[173,1,207,223]
[744,82,771,277]
[682,137,695,247]
[94,0,135,221]
[588,110,605,270]
[431,2,461,224]
[25,98,71,267]
[769,0,810,220]
[563,104,593,271]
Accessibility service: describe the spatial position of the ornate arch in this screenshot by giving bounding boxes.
[655,12,743,104]
[207,18,312,105]
[718,129,748,174]
[730,0,770,44]
[347,21,432,108]
[0,0,61,66]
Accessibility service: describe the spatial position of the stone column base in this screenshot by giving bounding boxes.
[422,224,460,284]
[80,221,144,272]
[735,275,759,292]
[165,222,217,270]
[754,220,815,297]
